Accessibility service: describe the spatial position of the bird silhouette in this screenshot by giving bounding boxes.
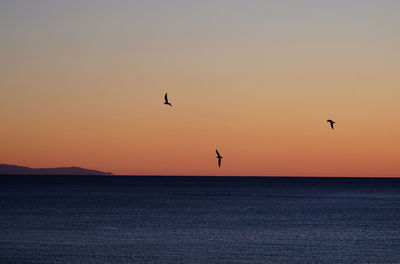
[327,120,335,130]
[216,149,223,167]
[164,93,172,106]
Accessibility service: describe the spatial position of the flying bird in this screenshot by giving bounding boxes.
[327,120,335,130]
[164,93,172,106]
[216,149,223,167]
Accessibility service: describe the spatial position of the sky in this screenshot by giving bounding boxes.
[0,0,399,176]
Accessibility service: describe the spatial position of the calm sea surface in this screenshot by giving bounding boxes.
[0,176,399,264]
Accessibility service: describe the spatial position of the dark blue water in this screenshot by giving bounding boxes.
[0,176,399,264]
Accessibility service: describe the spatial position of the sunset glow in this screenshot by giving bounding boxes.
[1,1,399,176]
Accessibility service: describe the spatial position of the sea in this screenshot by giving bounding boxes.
[0,176,399,264]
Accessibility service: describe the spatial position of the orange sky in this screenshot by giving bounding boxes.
[0,1,399,176]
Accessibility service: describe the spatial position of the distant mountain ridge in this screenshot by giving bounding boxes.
[0,164,112,175]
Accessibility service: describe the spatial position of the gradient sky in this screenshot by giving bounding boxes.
[1,0,399,176]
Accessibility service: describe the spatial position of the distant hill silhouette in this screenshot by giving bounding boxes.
[0,164,112,176]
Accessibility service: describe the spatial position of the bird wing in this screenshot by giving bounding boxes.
[330,122,334,129]
[216,150,220,157]
[164,93,168,103]
[218,158,221,167]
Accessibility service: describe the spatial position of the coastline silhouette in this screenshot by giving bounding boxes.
[0,164,112,176]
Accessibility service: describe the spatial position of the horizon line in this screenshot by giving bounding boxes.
[1,174,399,179]
[98,174,400,178]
